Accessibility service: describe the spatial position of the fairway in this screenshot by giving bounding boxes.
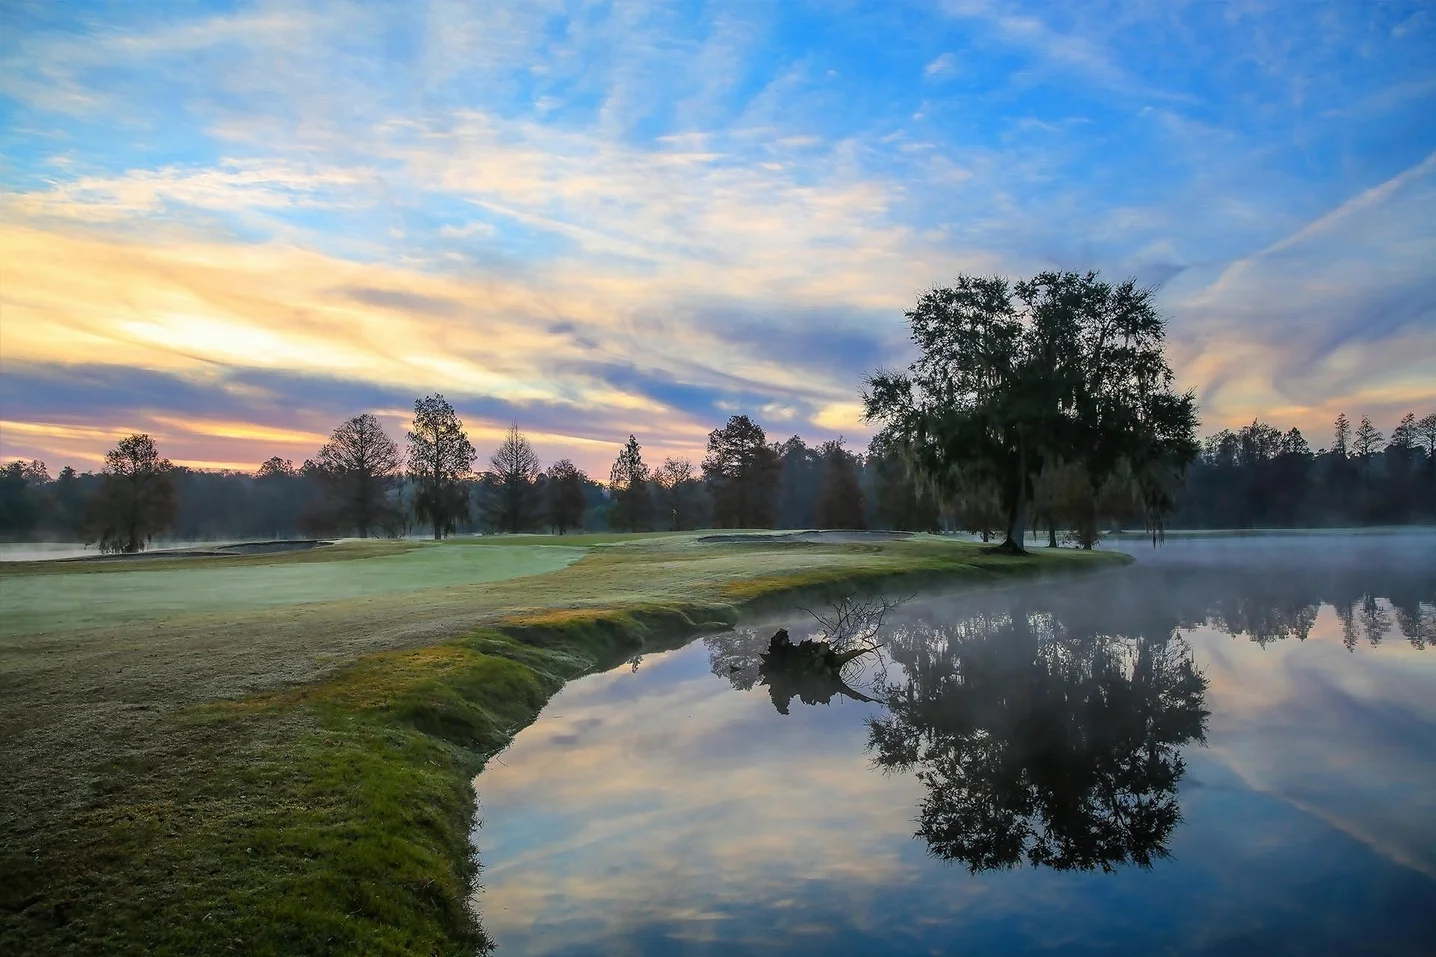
[0,543,585,637]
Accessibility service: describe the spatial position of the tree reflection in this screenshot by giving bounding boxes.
[705,544,1432,872]
[705,627,877,714]
[870,608,1208,873]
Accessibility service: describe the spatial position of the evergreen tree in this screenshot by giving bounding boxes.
[702,415,782,528]
[776,437,822,528]
[545,459,587,534]
[1332,413,1351,458]
[608,435,653,532]
[1353,415,1384,469]
[814,440,866,529]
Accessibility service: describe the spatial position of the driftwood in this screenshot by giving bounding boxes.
[757,628,878,714]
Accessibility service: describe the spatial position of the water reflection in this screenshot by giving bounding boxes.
[706,538,1434,876]
[871,613,1207,873]
[475,534,1436,956]
[710,599,1211,873]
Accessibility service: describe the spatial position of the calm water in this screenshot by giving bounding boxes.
[470,532,1436,956]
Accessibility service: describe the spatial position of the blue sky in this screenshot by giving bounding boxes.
[2,0,1433,472]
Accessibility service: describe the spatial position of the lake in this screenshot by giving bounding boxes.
[469,532,1436,956]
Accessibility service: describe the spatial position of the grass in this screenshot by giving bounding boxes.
[0,532,1124,955]
[0,542,586,636]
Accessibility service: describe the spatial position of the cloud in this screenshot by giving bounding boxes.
[1169,151,1436,433]
[924,53,959,79]
[2,0,1434,472]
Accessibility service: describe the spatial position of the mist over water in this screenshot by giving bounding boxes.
[470,532,1436,956]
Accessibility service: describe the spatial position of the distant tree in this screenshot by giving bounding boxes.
[866,430,939,532]
[1332,413,1351,459]
[1353,415,1383,472]
[703,415,782,528]
[256,456,295,479]
[0,460,51,538]
[85,434,178,553]
[483,423,542,533]
[608,435,653,532]
[1419,414,1436,474]
[51,465,86,538]
[775,437,823,528]
[545,459,587,534]
[814,439,866,529]
[1418,414,1436,454]
[316,414,400,537]
[654,456,700,531]
[249,456,311,538]
[407,395,476,540]
[1282,428,1310,457]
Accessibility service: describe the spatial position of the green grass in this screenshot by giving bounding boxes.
[0,543,585,636]
[0,533,1124,955]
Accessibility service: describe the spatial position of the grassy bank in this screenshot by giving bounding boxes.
[0,533,1123,955]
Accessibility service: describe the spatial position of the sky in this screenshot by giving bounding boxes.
[1,0,1433,475]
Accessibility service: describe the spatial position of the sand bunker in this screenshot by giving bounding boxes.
[48,539,332,563]
[696,530,914,545]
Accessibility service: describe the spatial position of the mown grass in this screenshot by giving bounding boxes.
[0,533,1123,955]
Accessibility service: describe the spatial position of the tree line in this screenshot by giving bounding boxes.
[3,271,1432,549]
[0,396,926,550]
[1173,412,1436,528]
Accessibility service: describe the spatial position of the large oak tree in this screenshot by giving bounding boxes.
[864,272,1197,552]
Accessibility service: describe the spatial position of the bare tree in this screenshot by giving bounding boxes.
[1418,414,1436,463]
[85,434,177,553]
[1353,415,1383,473]
[316,413,400,537]
[653,456,695,531]
[484,423,541,533]
[407,394,476,540]
[800,592,911,666]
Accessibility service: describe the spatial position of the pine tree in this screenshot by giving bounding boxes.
[608,435,652,532]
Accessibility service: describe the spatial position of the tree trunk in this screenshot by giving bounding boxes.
[1001,439,1028,554]
[1048,523,1058,548]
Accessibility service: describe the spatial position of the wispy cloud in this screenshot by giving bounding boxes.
[2,0,1434,470]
